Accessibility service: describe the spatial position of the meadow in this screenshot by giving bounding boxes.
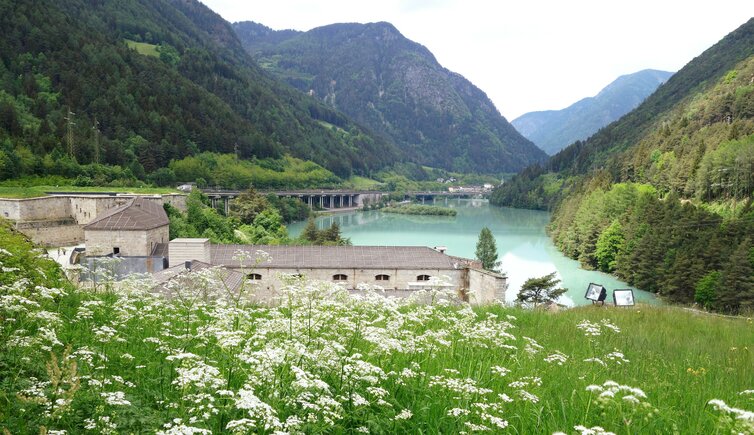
[1,222,753,434]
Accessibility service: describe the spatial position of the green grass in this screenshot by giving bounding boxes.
[124,39,159,57]
[0,185,179,199]
[343,176,383,190]
[1,221,753,434]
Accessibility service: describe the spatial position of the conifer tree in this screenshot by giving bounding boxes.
[475,227,499,271]
[302,217,319,243]
[718,238,754,312]
[516,272,567,307]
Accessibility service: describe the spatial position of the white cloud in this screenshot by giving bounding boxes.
[201,0,754,119]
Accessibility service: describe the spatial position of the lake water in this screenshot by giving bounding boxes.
[288,199,658,307]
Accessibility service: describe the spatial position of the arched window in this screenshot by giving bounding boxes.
[333,274,348,281]
[416,274,431,281]
[247,273,262,280]
[375,274,390,281]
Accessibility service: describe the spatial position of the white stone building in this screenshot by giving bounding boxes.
[155,238,507,305]
[84,197,169,256]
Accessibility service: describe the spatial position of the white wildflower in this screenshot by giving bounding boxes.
[101,391,131,406]
[517,389,540,403]
[544,351,568,365]
[707,399,754,421]
[448,407,471,417]
[464,421,491,432]
[491,366,510,377]
[584,357,607,367]
[395,409,413,420]
[574,425,616,435]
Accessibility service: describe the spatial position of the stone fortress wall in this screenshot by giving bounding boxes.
[0,193,186,246]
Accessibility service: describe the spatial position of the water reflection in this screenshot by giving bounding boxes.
[289,200,658,307]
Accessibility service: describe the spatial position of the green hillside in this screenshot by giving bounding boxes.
[0,0,400,184]
[233,21,547,174]
[492,18,754,312]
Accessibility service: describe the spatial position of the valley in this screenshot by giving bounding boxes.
[0,1,753,433]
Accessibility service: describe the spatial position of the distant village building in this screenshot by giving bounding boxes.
[84,197,169,256]
[177,183,195,193]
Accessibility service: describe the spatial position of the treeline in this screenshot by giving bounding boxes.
[550,183,754,312]
[491,22,754,313]
[0,0,400,185]
[166,191,292,245]
[299,219,351,246]
[381,204,457,216]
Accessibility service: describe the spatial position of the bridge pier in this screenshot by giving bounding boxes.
[201,189,404,212]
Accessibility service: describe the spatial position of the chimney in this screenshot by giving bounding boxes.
[185,260,192,271]
[434,246,447,254]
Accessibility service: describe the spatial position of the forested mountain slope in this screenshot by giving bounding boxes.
[233,21,547,173]
[0,0,400,182]
[512,69,673,155]
[491,18,754,312]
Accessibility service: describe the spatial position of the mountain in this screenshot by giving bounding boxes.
[0,0,401,182]
[233,21,547,173]
[512,69,673,155]
[492,18,754,312]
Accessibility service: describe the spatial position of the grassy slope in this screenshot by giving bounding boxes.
[124,39,159,57]
[0,185,178,198]
[1,221,753,433]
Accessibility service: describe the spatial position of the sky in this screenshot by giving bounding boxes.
[201,0,754,120]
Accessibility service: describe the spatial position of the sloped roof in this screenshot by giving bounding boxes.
[151,260,244,296]
[210,245,461,270]
[84,197,169,231]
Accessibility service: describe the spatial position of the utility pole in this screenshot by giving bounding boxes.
[64,109,75,159]
[92,117,100,165]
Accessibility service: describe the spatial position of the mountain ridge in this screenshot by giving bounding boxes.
[233,20,547,173]
[512,69,673,155]
[0,0,402,182]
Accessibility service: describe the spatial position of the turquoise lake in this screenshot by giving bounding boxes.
[288,199,658,306]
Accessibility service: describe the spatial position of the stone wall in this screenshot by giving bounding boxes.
[15,219,83,247]
[227,266,464,302]
[83,256,168,282]
[355,192,384,207]
[162,194,187,212]
[467,268,506,305]
[85,225,169,256]
[0,197,71,221]
[1,194,185,247]
[145,226,170,256]
[69,197,133,224]
[0,199,20,220]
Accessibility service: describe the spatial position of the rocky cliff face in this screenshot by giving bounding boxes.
[234,21,547,173]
